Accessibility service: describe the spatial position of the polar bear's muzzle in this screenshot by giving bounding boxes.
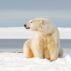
[24,24,30,29]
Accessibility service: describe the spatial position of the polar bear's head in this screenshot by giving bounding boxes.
[24,18,55,34]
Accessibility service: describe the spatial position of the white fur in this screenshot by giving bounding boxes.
[23,18,63,61]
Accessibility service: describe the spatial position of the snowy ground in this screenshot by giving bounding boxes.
[0,53,71,71]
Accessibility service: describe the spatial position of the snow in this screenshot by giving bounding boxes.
[0,53,71,71]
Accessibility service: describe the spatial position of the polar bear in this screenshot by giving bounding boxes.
[23,18,63,61]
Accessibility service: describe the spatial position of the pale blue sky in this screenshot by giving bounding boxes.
[0,0,71,27]
[0,0,71,10]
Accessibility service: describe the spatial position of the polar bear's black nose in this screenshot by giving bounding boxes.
[24,24,30,29]
[24,24,26,27]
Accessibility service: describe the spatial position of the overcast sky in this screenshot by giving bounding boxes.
[0,0,71,27]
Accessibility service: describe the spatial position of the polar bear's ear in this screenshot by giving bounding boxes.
[41,19,49,25]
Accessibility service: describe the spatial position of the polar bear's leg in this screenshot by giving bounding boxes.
[23,40,33,58]
[31,46,44,58]
[31,40,44,58]
[48,44,59,61]
[44,48,50,60]
[48,30,60,61]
